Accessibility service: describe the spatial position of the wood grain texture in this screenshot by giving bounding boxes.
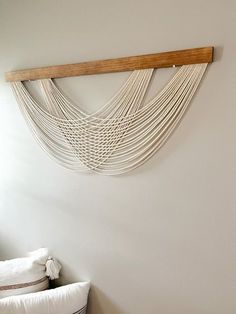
[5,47,213,82]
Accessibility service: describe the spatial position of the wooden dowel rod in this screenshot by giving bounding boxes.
[5,47,213,82]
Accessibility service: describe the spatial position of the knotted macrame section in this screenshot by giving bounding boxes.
[11,63,207,175]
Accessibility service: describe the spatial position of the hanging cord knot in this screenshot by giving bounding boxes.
[45,256,62,280]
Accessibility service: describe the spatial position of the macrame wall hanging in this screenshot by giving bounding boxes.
[6,47,214,175]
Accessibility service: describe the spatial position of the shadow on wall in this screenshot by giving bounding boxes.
[213,46,223,63]
[0,232,23,260]
[87,286,123,314]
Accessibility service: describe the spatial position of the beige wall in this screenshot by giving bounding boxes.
[0,1,236,313]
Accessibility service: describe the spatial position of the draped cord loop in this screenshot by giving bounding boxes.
[11,64,208,175]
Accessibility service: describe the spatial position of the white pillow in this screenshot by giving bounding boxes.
[0,248,61,298]
[0,282,90,314]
